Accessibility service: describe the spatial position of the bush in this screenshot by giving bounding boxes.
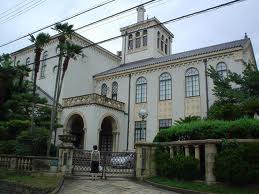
[208,103,243,120]
[214,142,259,185]
[0,140,16,154]
[169,155,200,180]
[16,128,49,156]
[154,147,199,180]
[154,119,259,142]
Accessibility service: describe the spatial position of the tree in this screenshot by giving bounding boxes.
[48,22,75,156]
[0,57,52,155]
[207,63,259,120]
[29,33,50,132]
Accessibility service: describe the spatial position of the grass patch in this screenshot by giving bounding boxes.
[0,170,61,189]
[148,177,259,194]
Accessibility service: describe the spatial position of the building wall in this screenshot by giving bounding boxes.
[94,46,255,150]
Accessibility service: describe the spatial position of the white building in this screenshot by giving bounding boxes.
[11,6,256,151]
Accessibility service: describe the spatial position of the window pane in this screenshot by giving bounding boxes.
[185,68,200,97]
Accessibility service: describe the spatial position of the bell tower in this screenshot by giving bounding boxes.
[120,6,174,64]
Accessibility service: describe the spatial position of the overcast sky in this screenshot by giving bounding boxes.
[0,0,258,65]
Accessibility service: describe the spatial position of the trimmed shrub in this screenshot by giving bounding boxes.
[214,142,259,185]
[0,140,16,154]
[169,155,200,180]
[154,119,259,142]
[154,146,199,180]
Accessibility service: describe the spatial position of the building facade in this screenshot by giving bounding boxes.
[11,6,256,151]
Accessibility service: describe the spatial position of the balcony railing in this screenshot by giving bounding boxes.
[63,93,125,112]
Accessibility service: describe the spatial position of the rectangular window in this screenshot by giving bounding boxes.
[143,35,147,46]
[134,121,146,143]
[128,40,133,50]
[159,119,172,130]
[40,63,46,78]
[136,37,141,48]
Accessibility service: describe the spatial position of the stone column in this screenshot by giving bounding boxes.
[135,144,143,179]
[205,143,217,185]
[169,146,174,158]
[184,145,190,156]
[194,145,200,160]
[149,146,156,177]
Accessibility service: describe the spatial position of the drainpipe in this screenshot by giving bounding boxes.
[126,74,131,150]
[203,59,209,116]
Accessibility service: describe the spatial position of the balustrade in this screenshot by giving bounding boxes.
[63,93,125,111]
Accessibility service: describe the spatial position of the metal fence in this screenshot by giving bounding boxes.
[72,149,136,178]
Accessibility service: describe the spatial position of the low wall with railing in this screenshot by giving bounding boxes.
[0,155,59,173]
[135,139,259,185]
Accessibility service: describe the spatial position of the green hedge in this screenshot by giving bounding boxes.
[214,142,259,185]
[154,119,259,142]
[155,146,199,180]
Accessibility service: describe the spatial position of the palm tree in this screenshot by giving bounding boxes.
[29,33,50,133]
[56,42,83,102]
[48,22,75,156]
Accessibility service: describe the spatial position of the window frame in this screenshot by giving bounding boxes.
[128,34,133,50]
[134,121,146,144]
[185,67,200,97]
[135,32,141,49]
[143,29,147,47]
[40,51,48,79]
[159,72,172,101]
[159,119,172,130]
[135,77,147,103]
[112,81,118,100]
[157,31,160,49]
[216,62,228,78]
[101,83,108,97]
[161,35,164,52]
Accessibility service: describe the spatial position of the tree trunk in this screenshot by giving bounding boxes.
[47,52,63,156]
[30,48,42,133]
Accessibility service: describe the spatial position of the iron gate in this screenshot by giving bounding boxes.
[72,149,136,178]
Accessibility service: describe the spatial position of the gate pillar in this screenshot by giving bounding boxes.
[58,134,76,175]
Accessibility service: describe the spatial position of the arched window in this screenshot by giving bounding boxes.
[143,29,147,46]
[165,39,168,54]
[26,57,30,65]
[136,77,147,103]
[135,32,141,48]
[112,81,118,100]
[40,51,48,78]
[185,68,200,97]
[128,34,133,50]
[161,35,164,51]
[16,60,20,66]
[157,31,160,49]
[101,83,108,97]
[216,62,227,78]
[159,73,172,100]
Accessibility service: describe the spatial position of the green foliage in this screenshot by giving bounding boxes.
[154,146,199,180]
[0,140,16,154]
[175,116,201,125]
[207,63,259,120]
[154,119,259,142]
[169,155,200,180]
[214,142,259,185]
[16,128,49,156]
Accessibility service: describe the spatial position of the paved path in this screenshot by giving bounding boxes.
[59,177,176,194]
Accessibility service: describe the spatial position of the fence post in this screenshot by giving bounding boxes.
[135,143,143,179]
[194,145,200,160]
[205,143,217,185]
[58,134,76,175]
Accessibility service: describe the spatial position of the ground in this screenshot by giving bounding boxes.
[59,178,176,194]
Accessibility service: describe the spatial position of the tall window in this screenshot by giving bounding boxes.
[143,29,147,46]
[135,32,141,48]
[40,51,48,78]
[157,31,160,49]
[159,119,172,130]
[159,72,172,100]
[26,57,33,80]
[165,38,168,54]
[101,83,108,96]
[216,62,227,78]
[128,34,133,50]
[112,81,118,100]
[135,121,146,143]
[136,77,147,103]
[16,60,20,66]
[161,35,164,52]
[185,68,200,97]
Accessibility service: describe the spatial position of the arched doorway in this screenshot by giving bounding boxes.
[67,114,85,149]
[99,116,117,151]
